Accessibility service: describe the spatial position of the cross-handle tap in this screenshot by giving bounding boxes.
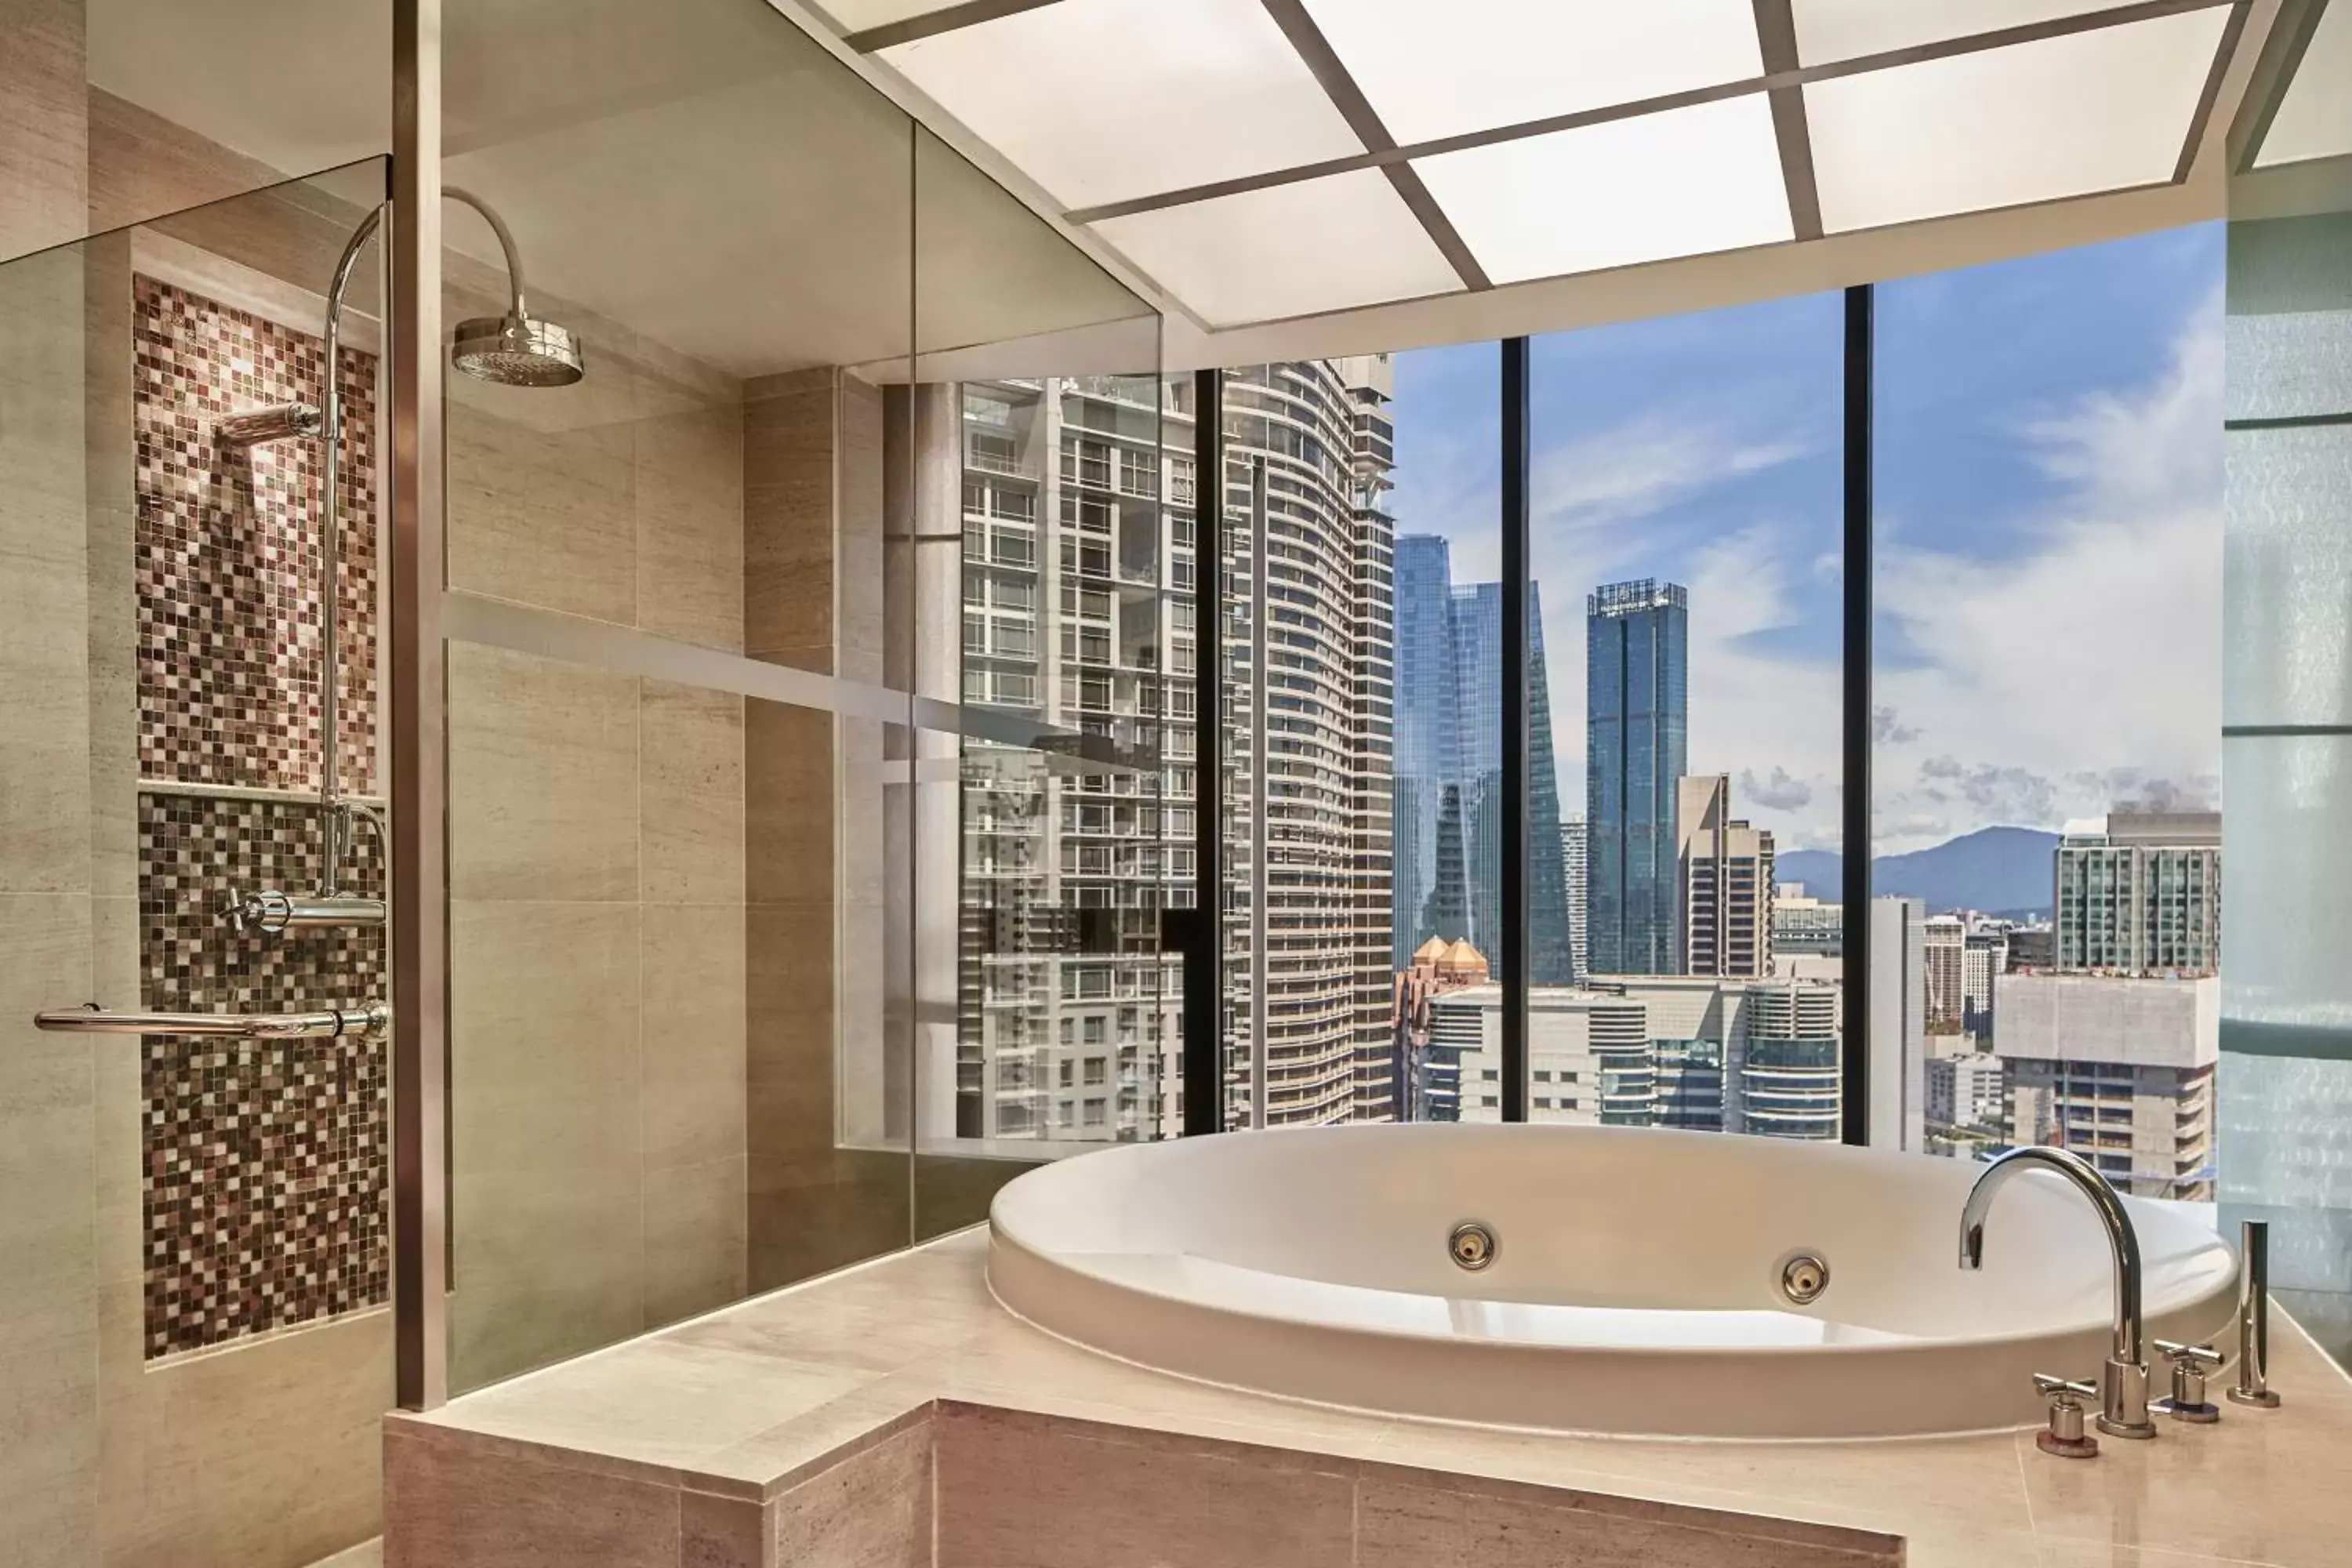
[1960,1145,2157,1439]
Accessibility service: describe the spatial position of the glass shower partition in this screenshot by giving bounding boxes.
[0,162,397,1566]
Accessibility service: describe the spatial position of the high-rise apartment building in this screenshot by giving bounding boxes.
[1994,971,2220,1199]
[1587,579,1689,975]
[1962,930,2006,1036]
[1769,883,1842,959]
[1922,913,1967,1032]
[955,361,1399,1139]
[1560,815,1588,980]
[1390,552,1573,983]
[1869,896,1929,1152]
[1675,773,1774,978]
[1926,1052,2005,1130]
[2054,811,2222,974]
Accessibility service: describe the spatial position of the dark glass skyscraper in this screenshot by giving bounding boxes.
[1587,579,1689,975]
[1390,541,1573,983]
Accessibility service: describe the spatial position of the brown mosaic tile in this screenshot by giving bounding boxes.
[132,274,379,795]
[131,271,389,1359]
[139,793,388,1359]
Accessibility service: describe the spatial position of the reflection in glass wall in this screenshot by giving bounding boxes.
[1523,299,1846,1139]
[1876,230,2223,1189]
[2,163,397,1566]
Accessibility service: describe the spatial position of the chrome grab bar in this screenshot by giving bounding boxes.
[31,1003,389,1040]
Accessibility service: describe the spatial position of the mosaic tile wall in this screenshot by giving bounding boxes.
[132,274,389,1358]
[134,274,379,796]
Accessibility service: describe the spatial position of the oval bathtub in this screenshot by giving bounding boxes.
[985,1123,2240,1439]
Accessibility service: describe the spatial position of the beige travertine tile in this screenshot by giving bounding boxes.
[1355,1477,1897,1568]
[446,363,639,627]
[430,1338,878,1476]
[0,0,86,262]
[448,899,645,1390]
[664,1244,989,1375]
[744,701,833,907]
[699,1384,938,1498]
[640,681,743,907]
[743,368,836,665]
[644,1155,748,1330]
[383,1428,680,1568]
[771,1418,927,1568]
[448,641,640,902]
[641,902,746,1166]
[680,1488,766,1568]
[637,402,745,654]
[103,1308,393,1568]
[0,245,94,896]
[935,1401,1355,1568]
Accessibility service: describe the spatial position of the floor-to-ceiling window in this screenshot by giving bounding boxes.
[1525,298,1847,1138]
[1874,228,2224,1194]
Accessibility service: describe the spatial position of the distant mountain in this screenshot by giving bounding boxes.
[1774,826,2060,917]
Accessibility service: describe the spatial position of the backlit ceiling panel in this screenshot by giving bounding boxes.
[841,0,2248,328]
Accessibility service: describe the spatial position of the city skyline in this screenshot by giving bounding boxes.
[1385,226,2223,858]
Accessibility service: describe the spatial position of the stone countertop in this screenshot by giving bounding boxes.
[393,1227,2352,1568]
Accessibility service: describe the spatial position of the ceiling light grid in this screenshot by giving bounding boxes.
[848,0,2251,325]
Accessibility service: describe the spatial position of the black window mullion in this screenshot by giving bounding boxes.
[1841,286,1874,1146]
[1502,339,1530,1122]
[1181,368,1224,1136]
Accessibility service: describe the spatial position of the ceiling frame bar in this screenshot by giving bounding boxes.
[1254,0,1490,289]
[1753,0,1824,241]
[2174,1,2255,180]
[1042,0,2237,225]
[2230,0,2328,170]
[843,0,1065,53]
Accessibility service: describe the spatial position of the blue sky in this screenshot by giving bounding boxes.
[1385,224,2224,855]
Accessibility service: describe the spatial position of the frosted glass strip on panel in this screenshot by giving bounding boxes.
[1790,0,2133,66]
[880,0,1365,208]
[2224,424,2352,729]
[1414,95,1790,285]
[1089,169,1459,326]
[2253,0,2352,169]
[1806,9,2228,234]
[2221,735,2352,1057]
[1300,0,1762,146]
[2227,309,2352,424]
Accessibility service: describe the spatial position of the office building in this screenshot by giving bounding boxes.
[1994,972,2220,1199]
[958,362,1399,1138]
[1870,896,1929,1152]
[2054,812,2222,974]
[1770,883,1842,959]
[1962,930,2006,1037]
[1739,981,1842,1141]
[1675,773,1774,978]
[1926,1052,2005,1130]
[1392,938,1490,1122]
[1587,579,1690,975]
[1922,914,1968,1033]
[1391,554,1574,984]
[1561,815,1589,981]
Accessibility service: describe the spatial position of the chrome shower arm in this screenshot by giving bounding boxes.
[443,186,530,321]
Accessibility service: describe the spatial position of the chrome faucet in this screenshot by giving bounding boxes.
[1959,1145,2157,1439]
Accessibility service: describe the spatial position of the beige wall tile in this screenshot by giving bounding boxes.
[82,234,139,905]
[641,682,742,907]
[0,0,87,261]
[643,903,746,1167]
[450,899,645,1391]
[448,641,640,903]
[681,1489,767,1568]
[0,892,97,1567]
[637,401,745,654]
[744,368,835,666]
[447,365,639,627]
[644,1156,748,1330]
[383,1428,681,1568]
[0,244,94,895]
[935,1404,1354,1568]
[744,702,833,909]
[771,1419,927,1568]
[85,88,289,240]
[102,1310,392,1568]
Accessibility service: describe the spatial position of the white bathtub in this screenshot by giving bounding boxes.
[985,1123,2241,1439]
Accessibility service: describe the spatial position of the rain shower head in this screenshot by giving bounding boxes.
[443,185,584,388]
[451,313,584,387]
